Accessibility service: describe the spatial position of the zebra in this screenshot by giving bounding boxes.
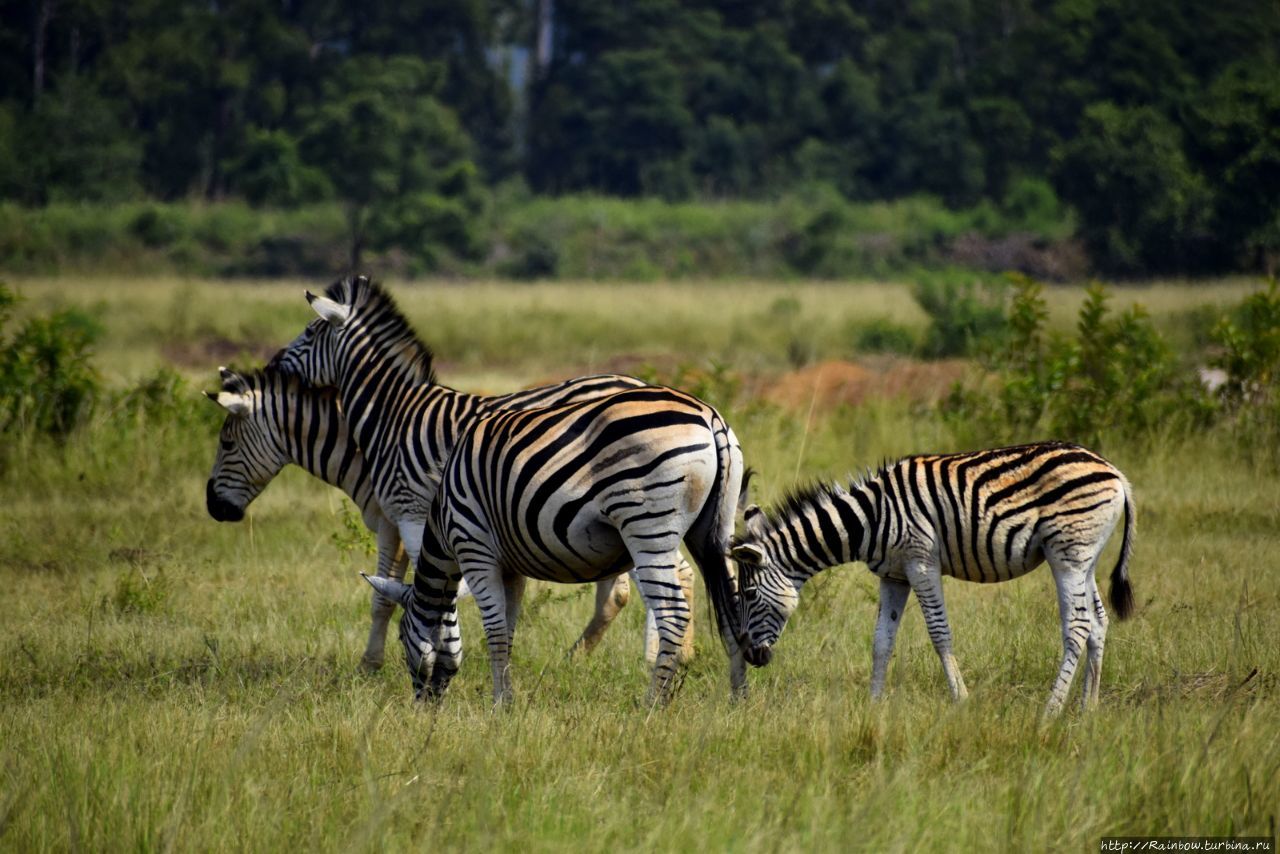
[262,276,708,661]
[205,366,691,671]
[362,385,749,706]
[727,441,1135,717]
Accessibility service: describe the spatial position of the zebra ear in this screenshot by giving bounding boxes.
[306,291,350,328]
[363,573,413,609]
[212,390,251,417]
[744,504,768,537]
[730,542,765,567]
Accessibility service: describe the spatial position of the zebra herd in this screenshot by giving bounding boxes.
[205,275,1136,717]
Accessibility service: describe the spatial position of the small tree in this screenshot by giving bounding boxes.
[300,56,483,270]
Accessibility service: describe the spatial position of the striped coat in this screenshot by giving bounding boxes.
[730,441,1135,716]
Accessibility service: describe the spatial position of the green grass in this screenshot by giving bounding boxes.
[1,277,1277,851]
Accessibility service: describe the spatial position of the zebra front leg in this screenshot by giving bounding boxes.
[904,560,968,702]
[1044,563,1093,718]
[1080,573,1109,710]
[568,574,631,657]
[629,551,692,707]
[465,562,515,708]
[870,577,911,701]
[360,519,408,672]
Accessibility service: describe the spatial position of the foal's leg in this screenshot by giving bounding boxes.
[1080,571,1109,710]
[904,560,968,701]
[870,577,911,700]
[1044,560,1093,718]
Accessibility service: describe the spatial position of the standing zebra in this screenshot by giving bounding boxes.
[728,442,1135,716]
[205,366,688,670]
[363,385,749,706]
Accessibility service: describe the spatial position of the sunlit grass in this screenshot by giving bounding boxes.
[1,276,1276,850]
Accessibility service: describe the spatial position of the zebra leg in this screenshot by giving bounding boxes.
[1044,563,1093,718]
[568,574,631,658]
[674,555,696,665]
[627,544,692,707]
[465,560,515,708]
[503,573,528,647]
[1080,573,1109,710]
[870,577,911,700]
[360,519,408,672]
[426,564,465,699]
[904,560,968,702]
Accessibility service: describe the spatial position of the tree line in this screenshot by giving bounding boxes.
[1,0,1277,275]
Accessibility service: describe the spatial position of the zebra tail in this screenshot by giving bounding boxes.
[1109,479,1136,621]
[685,414,746,653]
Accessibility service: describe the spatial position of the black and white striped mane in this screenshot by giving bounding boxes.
[326,275,437,386]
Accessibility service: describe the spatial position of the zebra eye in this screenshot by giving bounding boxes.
[220,439,233,451]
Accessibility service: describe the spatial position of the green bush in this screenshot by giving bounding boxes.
[851,318,919,355]
[913,273,1009,358]
[945,276,1206,448]
[0,283,101,439]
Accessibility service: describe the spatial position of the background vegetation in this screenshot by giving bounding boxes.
[1,276,1277,850]
[2,0,1278,276]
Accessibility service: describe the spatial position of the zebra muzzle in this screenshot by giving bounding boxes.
[744,642,773,668]
[206,480,245,522]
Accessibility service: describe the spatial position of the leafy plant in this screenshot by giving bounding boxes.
[0,282,101,439]
[913,274,1008,358]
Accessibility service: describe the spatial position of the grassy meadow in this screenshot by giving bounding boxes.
[1,276,1277,851]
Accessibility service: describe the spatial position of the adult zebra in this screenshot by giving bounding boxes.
[728,441,1135,717]
[204,366,679,671]
[362,385,749,706]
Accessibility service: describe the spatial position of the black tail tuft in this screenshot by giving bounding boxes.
[1109,485,1136,620]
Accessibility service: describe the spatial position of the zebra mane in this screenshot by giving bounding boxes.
[326,275,437,385]
[221,366,335,401]
[755,464,887,531]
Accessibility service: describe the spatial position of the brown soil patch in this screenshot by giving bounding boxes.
[764,358,970,411]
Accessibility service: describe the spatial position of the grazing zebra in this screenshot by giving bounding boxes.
[363,385,749,706]
[205,366,688,670]
[728,441,1135,717]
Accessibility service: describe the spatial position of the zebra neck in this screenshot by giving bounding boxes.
[772,484,881,582]
[284,391,375,515]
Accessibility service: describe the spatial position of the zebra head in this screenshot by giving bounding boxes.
[730,505,800,667]
[267,276,359,387]
[363,574,436,699]
[204,368,290,522]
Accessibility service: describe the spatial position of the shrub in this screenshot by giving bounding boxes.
[913,273,1009,358]
[945,275,1205,448]
[0,282,101,439]
[851,318,919,355]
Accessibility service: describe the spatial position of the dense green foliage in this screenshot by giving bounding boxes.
[2,1,1278,274]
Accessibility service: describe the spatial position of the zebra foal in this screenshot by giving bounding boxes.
[363,386,750,706]
[728,441,1135,716]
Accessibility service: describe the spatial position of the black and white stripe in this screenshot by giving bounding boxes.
[205,365,682,672]
[369,385,749,706]
[729,441,1135,716]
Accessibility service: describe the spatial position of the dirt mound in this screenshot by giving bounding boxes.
[764,358,969,411]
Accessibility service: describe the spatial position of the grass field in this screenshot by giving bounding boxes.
[1,276,1277,851]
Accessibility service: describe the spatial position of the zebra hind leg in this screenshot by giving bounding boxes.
[1080,571,1109,711]
[361,524,408,673]
[904,560,968,702]
[626,543,692,707]
[568,574,631,658]
[1044,559,1094,719]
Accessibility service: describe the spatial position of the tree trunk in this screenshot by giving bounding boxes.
[33,0,57,101]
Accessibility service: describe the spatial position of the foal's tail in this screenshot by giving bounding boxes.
[1109,477,1136,621]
